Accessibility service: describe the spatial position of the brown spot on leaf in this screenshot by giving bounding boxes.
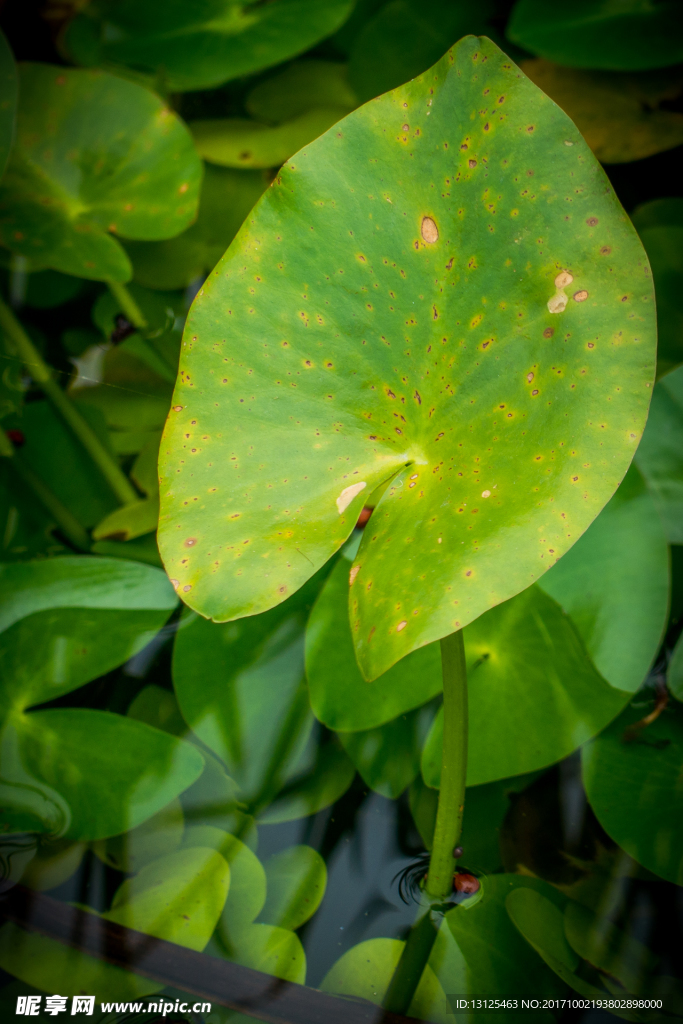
[421,217,438,243]
[573,290,588,302]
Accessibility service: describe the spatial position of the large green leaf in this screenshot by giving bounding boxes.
[348,0,497,103]
[634,364,683,543]
[507,0,683,71]
[158,35,655,681]
[519,61,683,166]
[0,710,204,840]
[62,0,354,93]
[172,592,316,806]
[539,465,669,694]
[582,696,683,885]
[306,555,442,731]
[123,165,270,292]
[421,586,629,787]
[0,555,176,635]
[0,846,228,999]
[0,64,201,282]
[0,29,17,181]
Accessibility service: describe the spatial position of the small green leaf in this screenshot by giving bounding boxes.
[306,556,442,731]
[63,0,355,93]
[93,797,185,873]
[123,164,270,292]
[519,62,683,165]
[338,705,435,798]
[539,465,669,694]
[258,845,326,931]
[172,592,317,805]
[0,554,176,635]
[192,108,350,170]
[320,936,449,1022]
[225,922,306,984]
[634,364,683,543]
[185,828,266,945]
[246,61,357,123]
[109,847,230,949]
[582,697,683,885]
[1,709,204,840]
[447,875,567,1002]
[507,0,683,71]
[422,586,629,787]
[0,64,201,282]
[159,36,655,681]
[348,0,497,103]
[0,29,17,181]
[93,496,160,542]
[257,736,356,824]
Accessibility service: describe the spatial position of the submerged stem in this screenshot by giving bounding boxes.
[0,296,138,507]
[383,628,468,1015]
[426,629,468,900]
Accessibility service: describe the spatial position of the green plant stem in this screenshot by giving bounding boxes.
[383,906,438,1015]
[426,629,469,899]
[0,296,138,506]
[383,628,468,1016]
[0,430,90,551]
[106,280,148,331]
[106,280,176,380]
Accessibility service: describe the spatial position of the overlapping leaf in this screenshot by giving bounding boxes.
[0,64,201,281]
[159,35,655,680]
[62,0,355,93]
[507,0,683,71]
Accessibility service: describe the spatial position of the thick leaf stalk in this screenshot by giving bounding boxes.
[0,296,138,507]
[384,629,468,1015]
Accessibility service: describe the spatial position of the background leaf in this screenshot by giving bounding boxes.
[63,0,355,93]
[519,61,683,165]
[258,845,327,931]
[320,936,449,1022]
[123,165,270,292]
[0,29,17,181]
[634,363,683,543]
[0,64,201,281]
[582,696,683,885]
[1,709,204,840]
[246,61,357,123]
[338,704,435,798]
[306,555,442,731]
[539,465,669,694]
[507,0,683,71]
[421,586,630,787]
